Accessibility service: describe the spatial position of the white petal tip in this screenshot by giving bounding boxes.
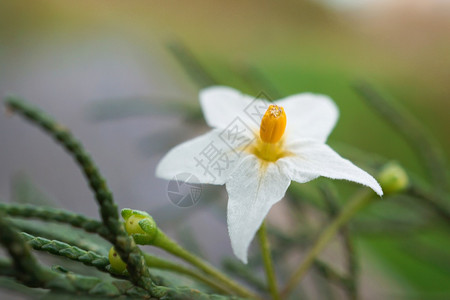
[374,185,384,197]
[233,249,249,264]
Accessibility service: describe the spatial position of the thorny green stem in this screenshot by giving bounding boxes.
[4,97,163,296]
[257,221,280,300]
[151,230,260,299]
[281,189,375,298]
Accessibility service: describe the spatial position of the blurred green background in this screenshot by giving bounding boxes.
[1,1,449,299]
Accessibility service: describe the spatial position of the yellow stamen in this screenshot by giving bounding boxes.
[260,105,286,144]
[249,105,289,162]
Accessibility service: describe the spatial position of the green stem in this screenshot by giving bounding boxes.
[0,203,109,238]
[20,232,111,273]
[9,218,110,255]
[313,260,353,291]
[257,221,280,300]
[407,184,450,224]
[20,230,230,294]
[222,259,267,293]
[152,230,260,299]
[0,213,54,286]
[319,184,358,299]
[0,213,151,297]
[143,253,231,295]
[342,226,358,300]
[281,189,374,298]
[4,97,161,296]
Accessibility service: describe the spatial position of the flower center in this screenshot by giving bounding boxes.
[260,104,286,144]
[249,104,289,162]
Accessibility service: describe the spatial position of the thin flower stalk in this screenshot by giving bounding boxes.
[122,209,260,298]
[281,188,374,297]
[257,221,280,300]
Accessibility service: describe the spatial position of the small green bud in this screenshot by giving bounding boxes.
[121,208,150,220]
[108,247,126,274]
[125,215,147,235]
[121,208,159,244]
[378,162,409,195]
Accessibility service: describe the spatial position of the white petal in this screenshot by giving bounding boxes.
[200,86,268,129]
[275,93,339,142]
[279,140,383,196]
[226,156,291,263]
[156,129,246,185]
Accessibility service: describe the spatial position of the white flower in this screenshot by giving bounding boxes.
[156,86,382,263]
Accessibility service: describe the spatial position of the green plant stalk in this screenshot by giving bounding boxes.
[124,209,257,297]
[319,184,358,299]
[342,226,358,300]
[222,259,267,293]
[3,204,238,295]
[0,254,237,300]
[281,189,375,298]
[407,184,450,224]
[0,213,152,297]
[313,260,353,291]
[0,258,16,277]
[4,206,233,294]
[143,253,231,295]
[0,213,53,287]
[0,203,109,238]
[151,230,260,299]
[20,230,230,293]
[9,218,110,255]
[257,221,279,300]
[20,232,110,273]
[4,98,162,296]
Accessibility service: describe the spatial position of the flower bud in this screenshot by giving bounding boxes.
[121,208,159,244]
[125,214,147,235]
[378,162,409,195]
[108,247,126,274]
